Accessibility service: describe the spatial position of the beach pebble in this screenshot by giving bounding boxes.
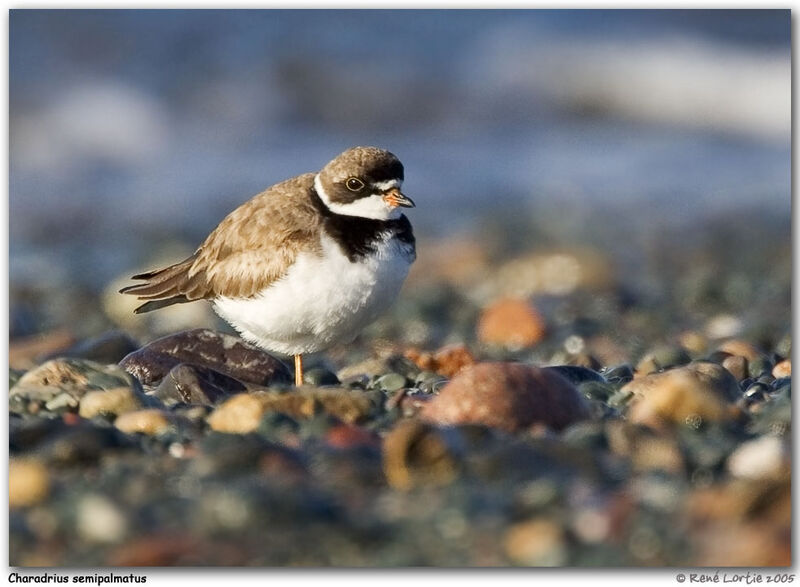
[119,328,290,386]
[772,359,791,378]
[404,343,476,378]
[727,435,788,480]
[78,387,152,418]
[326,424,380,450]
[624,362,740,427]
[44,392,80,412]
[420,362,591,433]
[76,494,128,544]
[477,298,546,349]
[153,363,245,406]
[9,459,50,508]
[705,314,744,340]
[382,419,459,490]
[208,388,376,434]
[302,368,340,386]
[504,518,567,566]
[11,359,140,409]
[107,534,207,566]
[114,409,172,436]
[606,421,684,474]
[207,394,265,434]
[374,372,408,392]
[717,339,768,363]
[544,365,606,386]
[721,355,748,381]
[337,354,420,381]
[492,248,613,298]
[679,331,708,355]
[635,345,691,376]
[604,364,634,384]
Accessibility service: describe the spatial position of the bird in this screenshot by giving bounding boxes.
[120,146,416,387]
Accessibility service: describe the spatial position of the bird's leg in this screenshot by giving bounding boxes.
[294,354,304,386]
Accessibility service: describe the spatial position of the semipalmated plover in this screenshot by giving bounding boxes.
[121,146,416,385]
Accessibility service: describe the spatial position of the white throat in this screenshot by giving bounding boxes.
[314,174,402,220]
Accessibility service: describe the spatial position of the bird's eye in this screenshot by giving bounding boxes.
[346,177,365,192]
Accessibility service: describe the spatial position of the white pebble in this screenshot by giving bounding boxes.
[727,435,786,480]
[76,494,128,544]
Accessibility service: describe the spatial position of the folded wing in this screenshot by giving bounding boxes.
[120,173,321,313]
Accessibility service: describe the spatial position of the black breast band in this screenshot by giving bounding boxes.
[309,185,416,262]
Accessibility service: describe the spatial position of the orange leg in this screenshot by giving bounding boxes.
[294,354,303,387]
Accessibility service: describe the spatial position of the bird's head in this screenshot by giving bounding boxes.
[315,146,414,220]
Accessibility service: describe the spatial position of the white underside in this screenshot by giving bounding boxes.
[212,232,413,355]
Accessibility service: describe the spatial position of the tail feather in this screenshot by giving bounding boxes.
[120,255,205,314]
[133,296,190,314]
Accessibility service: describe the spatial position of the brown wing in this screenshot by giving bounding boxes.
[120,173,322,313]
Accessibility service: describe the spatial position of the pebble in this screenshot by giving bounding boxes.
[635,345,691,376]
[374,372,408,392]
[153,363,245,406]
[504,518,567,566]
[382,419,459,490]
[208,388,376,434]
[326,424,380,449]
[566,352,602,371]
[119,328,291,386]
[717,339,768,363]
[207,394,265,434]
[15,357,138,391]
[604,364,634,384]
[420,362,591,433]
[9,459,50,508]
[747,356,774,379]
[544,365,606,386]
[743,382,769,402]
[477,297,546,349]
[337,354,421,381]
[106,534,208,566]
[414,371,448,394]
[727,435,787,480]
[624,362,740,427]
[404,344,476,378]
[492,249,613,298]
[78,387,152,418]
[44,392,80,412]
[605,421,684,474]
[76,494,129,544]
[11,359,141,409]
[302,368,340,386]
[721,355,748,381]
[705,314,744,340]
[679,331,708,355]
[631,435,685,474]
[114,409,172,436]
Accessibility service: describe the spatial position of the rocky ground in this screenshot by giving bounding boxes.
[9,208,791,566]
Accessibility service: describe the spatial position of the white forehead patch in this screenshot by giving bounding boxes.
[372,179,403,191]
[315,174,402,220]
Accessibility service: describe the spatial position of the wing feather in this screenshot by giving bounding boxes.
[119,173,321,313]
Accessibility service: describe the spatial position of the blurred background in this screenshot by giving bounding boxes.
[10,8,790,355]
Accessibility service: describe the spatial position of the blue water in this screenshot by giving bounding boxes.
[9,10,791,288]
